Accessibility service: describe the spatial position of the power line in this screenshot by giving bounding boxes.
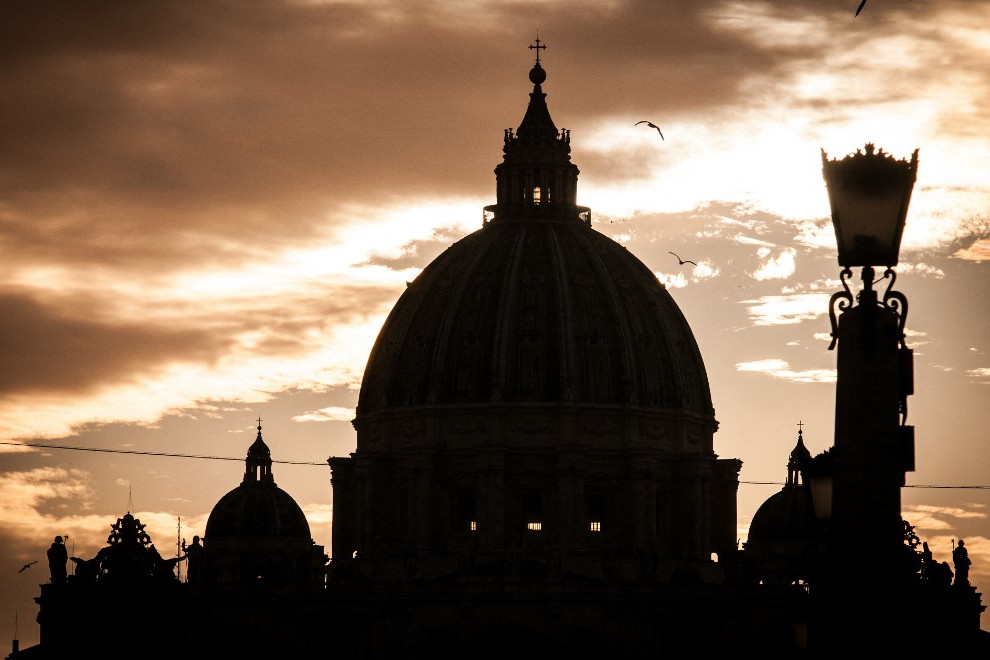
[740,479,990,490]
[0,440,327,466]
[4,441,989,489]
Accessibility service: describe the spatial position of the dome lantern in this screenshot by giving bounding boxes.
[486,37,589,224]
[244,418,275,486]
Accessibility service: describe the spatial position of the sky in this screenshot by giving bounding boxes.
[2,0,990,647]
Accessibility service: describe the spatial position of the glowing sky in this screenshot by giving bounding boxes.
[2,0,989,645]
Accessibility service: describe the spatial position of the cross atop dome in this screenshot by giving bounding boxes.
[528,35,546,65]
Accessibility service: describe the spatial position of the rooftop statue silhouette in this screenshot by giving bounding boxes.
[954,539,972,587]
[46,536,67,584]
[67,513,181,585]
[181,535,205,583]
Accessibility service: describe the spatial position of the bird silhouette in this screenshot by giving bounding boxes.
[635,120,664,140]
[669,252,697,266]
[855,0,867,15]
[17,560,37,573]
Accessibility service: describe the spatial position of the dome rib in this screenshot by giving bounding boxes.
[356,220,715,419]
[490,224,529,398]
[424,231,506,404]
[573,226,639,403]
[545,225,577,399]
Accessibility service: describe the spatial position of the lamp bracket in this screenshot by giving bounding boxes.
[880,267,908,348]
[827,268,854,350]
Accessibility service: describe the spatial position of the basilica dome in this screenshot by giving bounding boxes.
[331,54,738,577]
[358,219,712,417]
[357,62,713,426]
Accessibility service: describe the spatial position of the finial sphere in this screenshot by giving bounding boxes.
[529,62,546,85]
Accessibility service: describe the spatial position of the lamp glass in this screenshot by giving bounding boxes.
[821,145,918,268]
[807,474,833,521]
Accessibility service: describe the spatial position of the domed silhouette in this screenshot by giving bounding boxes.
[745,428,814,586]
[333,49,738,588]
[206,430,311,541]
[203,423,326,587]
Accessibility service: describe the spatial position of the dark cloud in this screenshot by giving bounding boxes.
[0,292,225,395]
[0,0,845,274]
[0,276,401,400]
[360,226,468,271]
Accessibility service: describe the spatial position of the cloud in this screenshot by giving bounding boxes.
[0,466,212,559]
[735,358,836,383]
[750,247,796,281]
[655,271,688,289]
[0,0,795,277]
[0,468,94,542]
[967,368,990,383]
[292,406,356,422]
[897,262,945,279]
[733,234,776,247]
[0,284,397,442]
[0,293,224,396]
[953,239,990,262]
[743,293,828,326]
[691,260,721,281]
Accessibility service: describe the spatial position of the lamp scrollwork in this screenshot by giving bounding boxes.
[827,268,854,351]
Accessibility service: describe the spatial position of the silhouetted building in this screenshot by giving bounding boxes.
[181,425,332,658]
[203,423,326,588]
[28,512,185,658]
[323,54,801,658]
[744,429,814,587]
[19,430,334,660]
[12,48,989,660]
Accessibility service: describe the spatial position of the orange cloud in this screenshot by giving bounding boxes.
[954,239,990,263]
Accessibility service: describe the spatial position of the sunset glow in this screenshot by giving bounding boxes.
[2,0,988,646]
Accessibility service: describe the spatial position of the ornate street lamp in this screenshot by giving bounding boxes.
[822,143,918,352]
[816,143,986,651]
[816,144,920,649]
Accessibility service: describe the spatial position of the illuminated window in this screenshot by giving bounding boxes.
[585,493,605,534]
[533,186,542,204]
[521,492,543,532]
[455,494,477,532]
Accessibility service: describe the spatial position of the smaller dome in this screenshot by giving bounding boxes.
[748,486,812,545]
[750,428,815,545]
[206,482,311,540]
[204,423,312,541]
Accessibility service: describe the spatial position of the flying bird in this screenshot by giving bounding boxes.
[17,560,37,573]
[635,120,664,140]
[669,252,697,267]
[855,0,867,16]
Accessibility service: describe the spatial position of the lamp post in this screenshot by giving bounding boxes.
[814,143,919,647]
